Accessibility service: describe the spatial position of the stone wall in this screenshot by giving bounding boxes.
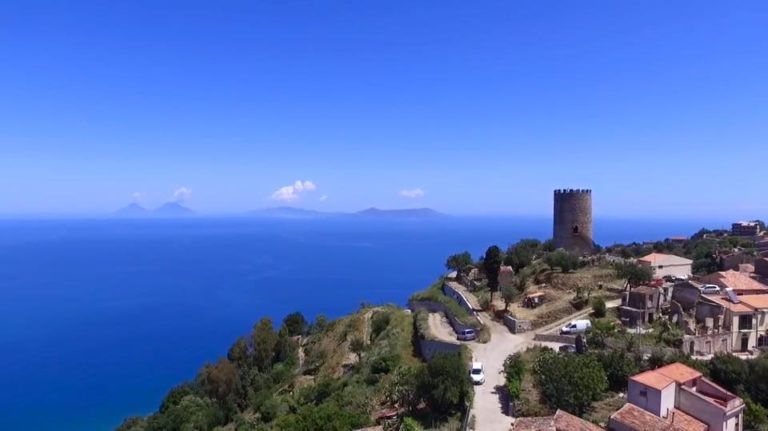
[443,282,476,313]
[671,282,701,311]
[417,338,462,362]
[503,315,532,334]
[533,333,577,344]
[408,300,479,334]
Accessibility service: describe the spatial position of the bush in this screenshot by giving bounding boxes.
[503,353,525,399]
[418,353,472,414]
[544,250,581,273]
[591,297,606,318]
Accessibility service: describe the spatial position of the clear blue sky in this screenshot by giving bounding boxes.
[1,1,766,217]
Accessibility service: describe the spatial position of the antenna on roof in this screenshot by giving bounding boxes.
[725,288,740,304]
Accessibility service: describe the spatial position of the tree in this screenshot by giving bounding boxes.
[251,318,278,371]
[482,245,504,301]
[591,297,607,318]
[614,261,653,290]
[198,358,243,417]
[544,249,580,273]
[227,337,249,367]
[445,251,473,275]
[744,396,768,431]
[350,336,365,363]
[418,352,472,414]
[501,284,518,311]
[145,394,220,431]
[504,239,542,272]
[533,350,607,416]
[384,366,423,412]
[693,257,719,275]
[282,312,308,337]
[592,350,638,392]
[586,319,616,349]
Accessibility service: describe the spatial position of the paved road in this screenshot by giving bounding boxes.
[467,314,529,431]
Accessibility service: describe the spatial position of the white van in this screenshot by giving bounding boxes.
[560,319,592,335]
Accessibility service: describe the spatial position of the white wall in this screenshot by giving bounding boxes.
[651,263,692,278]
[628,380,668,416]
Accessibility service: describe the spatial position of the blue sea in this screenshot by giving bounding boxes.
[0,216,724,430]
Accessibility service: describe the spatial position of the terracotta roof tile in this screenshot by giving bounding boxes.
[655,363,702,385]
[511,416,555,431]
[610,403,671,430]
[701,295,755,313]
[553,410,603,431]
[739,294,768,310]
[630,370,675,390]
[669,408,707,431]
[638,253,693,266]
[701,270,768,294]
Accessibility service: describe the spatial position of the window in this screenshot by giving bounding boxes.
[639,389,647,397]
[572,225,579,234]
[739,315,753,331]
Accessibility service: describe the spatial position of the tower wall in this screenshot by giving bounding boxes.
[553,189,593,255]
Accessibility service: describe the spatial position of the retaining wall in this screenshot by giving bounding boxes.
[503,315,533,334]
[533,333,577,344]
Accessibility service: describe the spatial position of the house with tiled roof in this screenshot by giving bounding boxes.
[700,270,768,296]
[511,409,603,431]
[638,253,693,279]
[623,363,744,431]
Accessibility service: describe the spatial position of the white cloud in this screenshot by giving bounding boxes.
[399,188,425,199]
[173,187,192,202]
[131,192,146,203]
[271,180,317,202]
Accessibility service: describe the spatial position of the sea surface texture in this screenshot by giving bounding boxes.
[0,217,719,430]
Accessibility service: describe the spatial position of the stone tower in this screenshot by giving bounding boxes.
[553,189,593,255]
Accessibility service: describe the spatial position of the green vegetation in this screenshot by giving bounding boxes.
[591,297,606,318]
[613,261,652,289]
[117,304,471,431]
[504,239,542,272]
[445,251,473,275]
[543,249,581,273]
[482,245,503,300]
[707,353,768,430]
[503,353,525,400]
[533,349,608,416]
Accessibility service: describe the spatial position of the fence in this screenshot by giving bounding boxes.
[503,315,533,334]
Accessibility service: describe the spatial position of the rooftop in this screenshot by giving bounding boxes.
[654,363,703,385]
[638,253,693,266]
[511,410,602,431]
[701,270,768,294]
[701,295,755,313]
[668,408,708,431]
[610,403,671,430]
[630,369,675,391]
[739,294,768,310]
[553,409,603,431]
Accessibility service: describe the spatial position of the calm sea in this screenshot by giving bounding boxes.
[0,216,724,430]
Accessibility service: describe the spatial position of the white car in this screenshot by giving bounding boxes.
[700,284,721,295]
[560,319,592,335]
[470,362,485,385]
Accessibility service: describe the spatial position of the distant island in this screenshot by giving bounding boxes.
[115,204,445,219]
[114,202,196,218]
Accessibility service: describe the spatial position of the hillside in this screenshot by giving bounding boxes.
[116,304,470,431]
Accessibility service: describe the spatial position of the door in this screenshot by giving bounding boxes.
[741,334,749,352]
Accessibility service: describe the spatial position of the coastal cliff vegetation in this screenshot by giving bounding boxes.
[117,305,471,431]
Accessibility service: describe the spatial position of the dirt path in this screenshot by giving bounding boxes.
[427,312,458,342]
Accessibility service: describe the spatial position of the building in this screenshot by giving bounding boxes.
[638,253,693,279]
[700,270,768,295]
[696,295,756,353]
[511,409,603,431]
[553,189,593,255]
[609,403,706,431]
[619,286,662,327]
[731,221,761,237]
[623,363,744,431]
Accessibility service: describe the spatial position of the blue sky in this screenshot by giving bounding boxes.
[1,1,766,217]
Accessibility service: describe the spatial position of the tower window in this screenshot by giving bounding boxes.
[572,225,579,234]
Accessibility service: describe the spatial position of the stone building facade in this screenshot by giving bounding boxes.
[552,189,593,255]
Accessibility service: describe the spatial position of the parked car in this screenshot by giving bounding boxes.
[469,362,485,385]
[700,284,721,295]
[560,319,592,335]
[457,328,477,341]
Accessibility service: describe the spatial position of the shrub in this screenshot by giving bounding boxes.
[534,350,607,416]
[592,297,606,318]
